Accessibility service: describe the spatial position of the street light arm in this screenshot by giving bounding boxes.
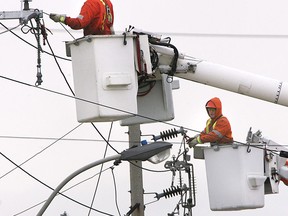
[37,154,121,216]
[37,141,172,215]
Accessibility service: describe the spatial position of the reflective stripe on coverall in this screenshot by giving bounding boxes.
[197,97,233,144]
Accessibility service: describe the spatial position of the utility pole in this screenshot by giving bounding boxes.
[128,124,145,216]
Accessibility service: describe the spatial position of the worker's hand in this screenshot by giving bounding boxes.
[187,135,199,148]
[49,13,66,23]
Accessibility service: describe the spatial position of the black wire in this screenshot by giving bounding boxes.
[88,122,114,216]
[0,74,284,158]
[148,38,179,76]
[14,166,112,216]
[46,37,75,94]
[1,17,195,133]
[110,167,122,216]
[0,22,71,62]
[1,18,121,216]
[1,74,283,157]
[41,34,122,156]
[0,151,114,216]
[0,123,83,180]
[0,22,21,35]
[4,16,286,216]
[0,21,198,133]
[0,74,198,134]
[0,135,129,144]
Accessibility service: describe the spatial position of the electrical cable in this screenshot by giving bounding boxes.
[14,166,112,216]
[0,74,284,158]
[1,16,121,215]
[30,16,175,213]
[42,11,76,41]
[4,13,287,216]
[110,167,122,216]
[0,135,131,144]
[46,36,74,93]
[162,31,288,39]
[60,22,76,40]
[0,72,286,164]
[3,134,287,148]
[0,123,83,180]
[3,19,288,216]
[88,122,114,216]
[0,22,22,35]
[0,151,114,216]
[0,22,71,62]
[42,31,121,157]
[0,74,198,134]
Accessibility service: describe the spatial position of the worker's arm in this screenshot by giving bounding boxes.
[199,117,232,143]
[65,1,96,30]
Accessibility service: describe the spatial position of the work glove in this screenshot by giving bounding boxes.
[49,13,66,23]
[187,135,200,148]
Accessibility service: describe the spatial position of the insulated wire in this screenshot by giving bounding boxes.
[42,29,121,155]
[0,135,185,145]
[0,151,114,216]
[42,11,76,40]
[1,21,122,212]
[0,75,283,157]
[14,166,113,216]
[0,75,282,156]
[0,19,197,132]
[3,16,287,215]
[0,123,83,180]
[0,73,198,134]
[0,17,119,216]
[46,36,75,94]
[3,14,285,216]
[88,122,114,216]
[60,22,76,40]
[0,22,71,61]
[110,167,121,216]
[0,22,22,35]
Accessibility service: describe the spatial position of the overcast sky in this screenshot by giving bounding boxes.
[1,0,288,216]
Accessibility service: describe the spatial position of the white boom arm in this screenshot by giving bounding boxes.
[151,43,288,107]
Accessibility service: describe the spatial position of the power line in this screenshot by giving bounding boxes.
[0,134,186,145]
[110,167,121,216]
[0,151,114,216]
[2,74,286,151]
[88,122,114,216]
[3,24,288,39]
[0,123,83,180]
[14,166,113,216]
[0,74,198,133]
[0,135,128,143]
[0,23,21,35]
[0,22,71,62]
[160,31,288,39]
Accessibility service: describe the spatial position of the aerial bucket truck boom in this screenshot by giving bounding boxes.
[150,42,288,107]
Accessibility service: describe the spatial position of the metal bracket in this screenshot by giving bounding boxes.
[0,10,43,24]
[125,203,140,216]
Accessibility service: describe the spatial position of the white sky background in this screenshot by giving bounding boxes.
[1,0,288,216]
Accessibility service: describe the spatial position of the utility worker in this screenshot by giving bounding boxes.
[187,97,233,148]
[49,0,114,36]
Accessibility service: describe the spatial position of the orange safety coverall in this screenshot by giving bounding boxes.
[197,97,233,144]
[65,0,114,36]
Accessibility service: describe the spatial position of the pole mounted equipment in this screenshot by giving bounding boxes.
[0,0,45,86]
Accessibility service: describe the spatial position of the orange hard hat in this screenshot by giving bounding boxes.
[206,101,216,109]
